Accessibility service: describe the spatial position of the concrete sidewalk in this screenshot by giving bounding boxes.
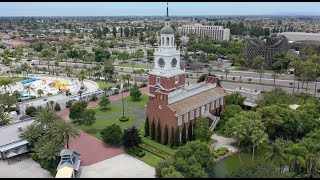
[78,154,155,178]
[211,134,238,152]
[0,157,51,178]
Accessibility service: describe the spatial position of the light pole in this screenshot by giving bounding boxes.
[121,79,125,118]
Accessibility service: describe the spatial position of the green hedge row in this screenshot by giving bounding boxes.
[139,143,170,159]
[142,138,175,156]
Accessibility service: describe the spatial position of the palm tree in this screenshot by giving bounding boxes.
[24,84,34,97]
[130,61,137,82]
[53,60,59,75]
[78,90,83,99]
[312,64,320,97]
[0,79,14,93]
[0,107,10,126]
[87,53,94,79]
[77,69,86,87]
[64,66,72,77]
[231,124,248,166]
[258,66,264,84]
[19,123,44,146]
[224,68,230,80]
[35,107,61,128]
[46,119,80,149]
[272,72,279,89]
[123,74,131,89]
[207,66,213,75]
[285,144,308,175]
[37,89,44,97]
[264,140,287,173]
[12,90,20,100]
[250,128,269,165]
[32,139,62,167]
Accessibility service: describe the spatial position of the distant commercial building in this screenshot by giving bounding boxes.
[177,24,230,41]
[278,32,320,50]
[278,32,320,42]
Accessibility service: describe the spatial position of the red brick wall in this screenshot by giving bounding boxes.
[146,96,225,145]
[146,98,177,144]
[149,75,156,85]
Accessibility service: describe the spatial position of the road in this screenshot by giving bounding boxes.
[186,78,320,97]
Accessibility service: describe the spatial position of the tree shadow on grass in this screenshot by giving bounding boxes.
[129,99,142,103]
[99,107,111,112]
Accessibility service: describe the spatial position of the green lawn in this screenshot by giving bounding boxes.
[0,77,27,83]
[122,94,148,110]
[125,148,164,167]
[228,66,274,74]
[209,147,272,178]
[118,62,152,69]
[94,80,115,90]
[78,114,138,140]
[142,137,178,156]
[90,104,132,116]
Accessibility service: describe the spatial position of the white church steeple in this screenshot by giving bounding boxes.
[148,3,185,78]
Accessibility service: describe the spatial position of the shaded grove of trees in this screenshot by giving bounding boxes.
[220,90,320,178]
[225,21,270,37]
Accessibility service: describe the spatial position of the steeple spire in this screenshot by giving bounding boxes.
[165,2,170,22]
[166,3,169,18]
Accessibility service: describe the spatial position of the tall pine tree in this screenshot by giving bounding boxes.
[120,26,123,38]
[182,124,187,144]
[151,118,155,140]
[144,117,149,137]
[175,127,180,147]
[164,125,168,145]
[188,122,193,141]
[156,119,161,143]
[170,126,174,147]
[112,26,117,38]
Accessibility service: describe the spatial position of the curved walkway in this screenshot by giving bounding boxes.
[211,134,238,153]
[57,86,149,166]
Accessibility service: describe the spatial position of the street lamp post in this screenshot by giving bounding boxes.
[121,79,124,118]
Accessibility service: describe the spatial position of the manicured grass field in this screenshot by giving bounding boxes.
[94,80,115,89]
[139,149,164,167]
[78,114,138,140]
[0,77,27,83]
[90,104,132,116]
[122,94,148,110]
[125,148,164,167]
[118,62,152,69]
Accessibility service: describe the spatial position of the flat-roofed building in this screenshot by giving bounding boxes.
[0,119,35,160]
[278,32,320,42]
[177,24,230,41]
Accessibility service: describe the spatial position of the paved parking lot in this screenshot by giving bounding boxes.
[0,156,51,178]
[78,154,155,178]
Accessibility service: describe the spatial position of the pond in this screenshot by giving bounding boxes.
[208,148,271,178]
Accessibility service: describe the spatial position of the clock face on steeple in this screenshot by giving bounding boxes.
[158,58,165,68]
[171,58,177,67]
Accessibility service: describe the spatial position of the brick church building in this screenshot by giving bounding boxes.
[146,4,227,145]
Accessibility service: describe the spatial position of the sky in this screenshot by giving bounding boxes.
[1,2,320,16]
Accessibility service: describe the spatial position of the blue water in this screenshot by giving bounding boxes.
[21,78,36,84]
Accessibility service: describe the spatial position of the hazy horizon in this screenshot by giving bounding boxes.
[1,2,320,17]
